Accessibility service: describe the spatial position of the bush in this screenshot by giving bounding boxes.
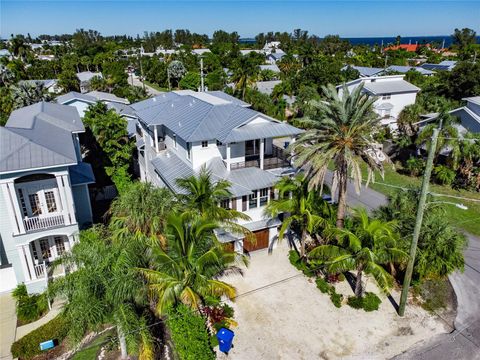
[11,315,69,359]
[405,156,425,176]
[347,292,382,312]
[316,277,343,307]
[433,165,456,186]
[12,284,48,324]
[288,250,315,277]
[329,292,343,308]
[315,277,331,294]
[165,305,215,360]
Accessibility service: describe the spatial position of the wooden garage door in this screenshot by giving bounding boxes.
[223,242,235,253]
[243,229,269,252]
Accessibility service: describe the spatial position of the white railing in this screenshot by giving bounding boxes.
[23,214,65,232]
[34,263,47,279]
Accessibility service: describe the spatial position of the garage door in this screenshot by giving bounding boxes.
[243,229,269,252]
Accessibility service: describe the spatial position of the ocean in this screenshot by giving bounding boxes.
[240,36,480,47]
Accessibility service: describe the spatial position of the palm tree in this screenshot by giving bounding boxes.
[11,81,52,109]
[176,167,251,234]
[265,174,332,258]
[290,84,387,229]
[139,213,246,314]
[309,208,406,297]
[49,226,153,359]
[109,181,178,247]
[416,112,461,168]
[230,56,259,99]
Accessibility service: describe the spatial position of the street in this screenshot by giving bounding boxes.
[328,171,480,360]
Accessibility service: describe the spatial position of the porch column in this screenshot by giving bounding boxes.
[154,125,159,152]
[67,234,75,249]
[61,175,77,225]
[260,138,265,169]
[18,245,35,281]
[1,182,25,235]
[56,175,70,225]
[226,143,231,171]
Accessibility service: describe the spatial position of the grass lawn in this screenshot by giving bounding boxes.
[363,164,480,236]
[143,81,168,92]
[71,330,114,360]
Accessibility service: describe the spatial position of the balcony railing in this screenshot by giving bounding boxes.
[229,145,291,170]
[24,214,65,232]
[34,263,47,279]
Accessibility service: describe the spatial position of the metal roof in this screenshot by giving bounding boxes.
[343,65,383,77]
[56,91,97,105]
[76,71,102,82]
[86,91,129,104]
[23,79,58,88]
[255,80,282,95]
[221,121,303,143]
[259,64,280,73]
[386,65,435,76]
[464,96,480,106]
[363,79,420,95]
[205,91,250,107]
[69,162,95,185]
[150,151,194,194]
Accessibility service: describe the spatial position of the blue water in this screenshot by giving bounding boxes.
[240,36,480,47]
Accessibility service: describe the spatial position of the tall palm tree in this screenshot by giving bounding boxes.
[310,208,406,297]
[49,226,153,359]
[11,81,52,109]
[290,84,387,229]
[139,213,246,315]
[265,174,332,258]
[230,56,259,99]
[416,112,461,168]
[176,167,251,234]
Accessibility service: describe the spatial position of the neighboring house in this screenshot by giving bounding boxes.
[266,51,286,64]
[417,96,480,134]
[56,91,137,137]
[0,49,12,59]
[76,71,103,93]
[342,65,384,77]
[384,65,435,76]
[421,60,457,71]
[259,64,281,73]
[240,49,263,56]
[24,79,62,94]
[255,80,282,95]
[132,90,302,253]
[384,44,423,52]
[191,48,211,56]
[343,65,434,77]
[338,75,420,129]
[0,102,95,294]
[263,41,282,54]
[36,54,56,61]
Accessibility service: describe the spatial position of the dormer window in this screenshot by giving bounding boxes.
[202,141,208,148]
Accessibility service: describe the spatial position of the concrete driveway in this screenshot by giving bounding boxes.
[0,294,16,360]
[218,243,446,360]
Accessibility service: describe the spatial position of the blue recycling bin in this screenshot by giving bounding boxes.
[217,327,235,354]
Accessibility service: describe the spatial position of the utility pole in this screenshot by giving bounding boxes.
[384,54,388,69]
[398,126,440,316]
[200,57,205,92]
[138,49,145,91]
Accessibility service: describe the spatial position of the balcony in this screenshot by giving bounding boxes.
[23,214,65,233]
[230,145,290,170]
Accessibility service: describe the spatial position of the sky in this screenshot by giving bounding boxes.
[1,0,479,38]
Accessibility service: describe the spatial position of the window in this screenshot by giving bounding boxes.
[173,134,177,148]
[44,191,57,213]
[39,238,51,259]
[382,94,391,100]
[216,140,223,146]
[17,189,28,217]
[186,142,191,160]
[30,242,38,260]
[259,188,269,206]
[202,141,208,148]
[28,194,42,216]
[249,190,258,209]
[55,236,66,256]
[242,196,248,211]
[220,199,230,209]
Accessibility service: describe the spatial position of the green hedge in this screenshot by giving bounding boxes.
[12,284,48,324]
[166,305,215,360]
[11,315,69,359]
[347,292,382,312]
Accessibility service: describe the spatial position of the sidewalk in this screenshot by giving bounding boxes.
[0,294,16,360]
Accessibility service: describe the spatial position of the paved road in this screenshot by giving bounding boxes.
[327,171,480,360]
[129,74,163,96]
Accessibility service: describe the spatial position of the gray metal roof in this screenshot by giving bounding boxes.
[221,121,303,143]
[69,162,95,185]
[76,71,102,82]
[363,80,420,95]
[205,91,250,107]
[1,102,84,174]
[56,91,97,105]
[267,52,286,60]
[255,80,282,95]
[7,101,84,132]
[259,64,280,73]
[86,91,129,104]
[23,79,58,88]
[150,151,194,194]
[386,65,435,76]
[0,127,76,174]
[464,96,480,106]
[343,65,383,77]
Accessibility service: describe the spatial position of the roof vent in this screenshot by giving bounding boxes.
[178,121,181,127]
[166,152,170,158]
[152,98,156,102]
[171,103,174,108]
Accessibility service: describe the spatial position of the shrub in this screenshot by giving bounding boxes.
[316,277,343,307]
[433,165,456,186]
[329,292,343,308]
[315,277,331,294]
[405,156,425,176]
[11,315,69,359]
[12,284,48,324]
[165,305,215,360]
[347,292,382,312]
[288,250,314,277]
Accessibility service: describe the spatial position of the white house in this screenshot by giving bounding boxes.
[131,90,302,253]
[76,71,103,93]
[338,75,420,129]
[0,102,95,294]
[266,51,286,64]
[343,65,434,77]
